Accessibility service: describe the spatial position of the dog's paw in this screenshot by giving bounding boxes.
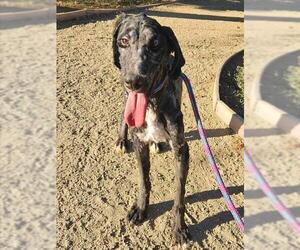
[173,225,191,247]
[150,142,162,154]
[127,203,146,225]
[116,137,130,153]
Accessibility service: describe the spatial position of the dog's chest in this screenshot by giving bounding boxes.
[136,107,169,143]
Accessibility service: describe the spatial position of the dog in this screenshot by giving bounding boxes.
[113,13,190,245]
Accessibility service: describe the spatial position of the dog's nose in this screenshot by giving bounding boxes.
[124,76,142,91]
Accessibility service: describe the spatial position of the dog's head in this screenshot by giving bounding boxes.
[113,13,185,94]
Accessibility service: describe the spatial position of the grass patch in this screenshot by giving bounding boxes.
[220,51,244,118]
[58,0,163,9]
[261,51,300,118]
[234,65,244,107]
[284,65,300,105]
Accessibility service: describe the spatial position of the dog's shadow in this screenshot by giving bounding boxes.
[146,185,244,244]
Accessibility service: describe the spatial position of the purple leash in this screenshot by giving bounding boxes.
[181,72,300,233]
[245,149,300,233]
[180,73,245,232]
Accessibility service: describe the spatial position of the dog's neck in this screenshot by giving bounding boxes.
[148,64,169,97]
[147,72,173,112]
[150,75,168,97]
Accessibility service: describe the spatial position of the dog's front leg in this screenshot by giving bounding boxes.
[116,116,129,152]
[127,136,151,225]
[116,93,129,153]
[167,114,190,245]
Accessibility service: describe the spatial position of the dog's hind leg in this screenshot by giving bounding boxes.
[167,114,190,245]
[127,137,151,224]
[172,141,190,245]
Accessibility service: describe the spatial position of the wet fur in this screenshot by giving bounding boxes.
[113,13,190,245]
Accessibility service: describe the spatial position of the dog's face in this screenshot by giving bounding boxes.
[113,13,185,94]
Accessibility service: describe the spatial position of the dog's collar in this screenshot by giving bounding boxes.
[150,78,166,96]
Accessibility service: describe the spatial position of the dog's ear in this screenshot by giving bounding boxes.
[162,26,185,79]
[113,13,126,69]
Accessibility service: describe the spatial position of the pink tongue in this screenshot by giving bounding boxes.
[124,92,147,128]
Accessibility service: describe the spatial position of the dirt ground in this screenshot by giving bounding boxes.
[245,9,300,249]
[57,1,244,249]
[0,22,56,249]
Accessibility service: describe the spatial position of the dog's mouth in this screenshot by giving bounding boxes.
[123,75,160,128]
[124,90,148,128]
[124,84,146,94]
[124,75,154,127]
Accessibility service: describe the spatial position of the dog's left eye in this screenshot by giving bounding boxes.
[150,38,160,50]
[120,37,129,47]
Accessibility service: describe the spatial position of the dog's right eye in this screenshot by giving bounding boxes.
[119,37,129,48]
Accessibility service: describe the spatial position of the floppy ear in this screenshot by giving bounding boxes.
[112,13,126,69]
[162,26,185,79]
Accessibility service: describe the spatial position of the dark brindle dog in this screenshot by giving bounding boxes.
[113,13,190,245]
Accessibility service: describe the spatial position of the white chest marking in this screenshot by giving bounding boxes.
[136,107,169,143]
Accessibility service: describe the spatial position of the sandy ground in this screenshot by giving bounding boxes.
[57,2,244,249]
[245,9,300,249]
[0,22,56,249]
